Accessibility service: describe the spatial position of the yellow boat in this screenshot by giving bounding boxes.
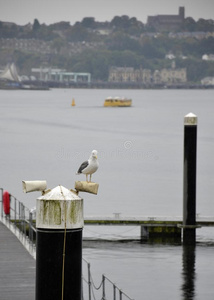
[104,97,132,107]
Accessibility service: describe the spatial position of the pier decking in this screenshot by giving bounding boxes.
[0,221,35,300]
[84,215,214,226]
[84,215,214,239]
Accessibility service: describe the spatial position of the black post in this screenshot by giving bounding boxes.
[35,185,83,300]
[181,245,196,299]
[183,113,197,244]
[36,228,82,299]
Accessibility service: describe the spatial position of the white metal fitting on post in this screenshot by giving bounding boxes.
[184,112,197,126]
[36,185,83,229]
[22,180,47,193]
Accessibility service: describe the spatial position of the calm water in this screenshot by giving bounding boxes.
[1,88,214,299]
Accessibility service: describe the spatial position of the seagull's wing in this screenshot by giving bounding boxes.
[76,160,89,174]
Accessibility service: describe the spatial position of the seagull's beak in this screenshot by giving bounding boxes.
[95,155,97,159]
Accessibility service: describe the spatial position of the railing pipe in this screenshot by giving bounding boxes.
[14,197,17,228]
[1,188,3,218]
[29,212,33,244]
[88,262,92,300]
[120,289,123,300]
[102,275,106,300]
[113,284,116,300]
[8,194,11,225]
[23,204,26,236]
[20,203,23,234]
[18,201,21,231]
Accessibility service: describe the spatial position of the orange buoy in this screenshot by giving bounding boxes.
[3,190,10,215]
[71,98,76,106]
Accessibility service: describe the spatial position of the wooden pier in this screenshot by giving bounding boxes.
[0,221,35,300]
[6,215,214,240]
[84,215,214,239]
[7,215,214,240]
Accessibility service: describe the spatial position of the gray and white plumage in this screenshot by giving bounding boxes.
[76,150,99,182]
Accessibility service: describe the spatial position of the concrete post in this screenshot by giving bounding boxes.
[140,226,149,239]
[183,113,197,244]
[35,185,83,300]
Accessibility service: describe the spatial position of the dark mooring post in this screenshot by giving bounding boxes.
[35,185,83,300]
[183,113,197,245]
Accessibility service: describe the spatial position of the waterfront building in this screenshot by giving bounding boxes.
[108,67,152,84]
[31,67,91,83]
[201,77,214,85]
[109,65,186,85]
[155,67,187,84]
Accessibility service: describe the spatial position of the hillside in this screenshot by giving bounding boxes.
[0,15,214,83]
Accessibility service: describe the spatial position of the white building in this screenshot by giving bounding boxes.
[201,77,214,85]
[31,67,91,82]
[202,54,214,61]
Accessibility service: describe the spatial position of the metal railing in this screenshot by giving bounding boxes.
[0,188,134,300]
[82,258,134,300]
[0,188,36,256]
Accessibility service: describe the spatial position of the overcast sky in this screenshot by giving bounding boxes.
[0,0,213,25]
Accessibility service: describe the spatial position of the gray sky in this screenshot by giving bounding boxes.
[0,0,213,25]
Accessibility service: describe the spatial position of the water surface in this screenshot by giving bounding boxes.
[1,88,214,299]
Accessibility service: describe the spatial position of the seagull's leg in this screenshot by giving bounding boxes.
[89,174,92,182]
[86,174,88,182]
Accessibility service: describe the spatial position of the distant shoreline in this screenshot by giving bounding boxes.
[24,80,214,90]
[1,80,214,90]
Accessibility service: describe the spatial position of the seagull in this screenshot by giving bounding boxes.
[76,150,99,182]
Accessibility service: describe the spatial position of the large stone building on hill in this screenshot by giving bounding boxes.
[108,67,151,84]
[147,7,185,32]
[108,64,187,85]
